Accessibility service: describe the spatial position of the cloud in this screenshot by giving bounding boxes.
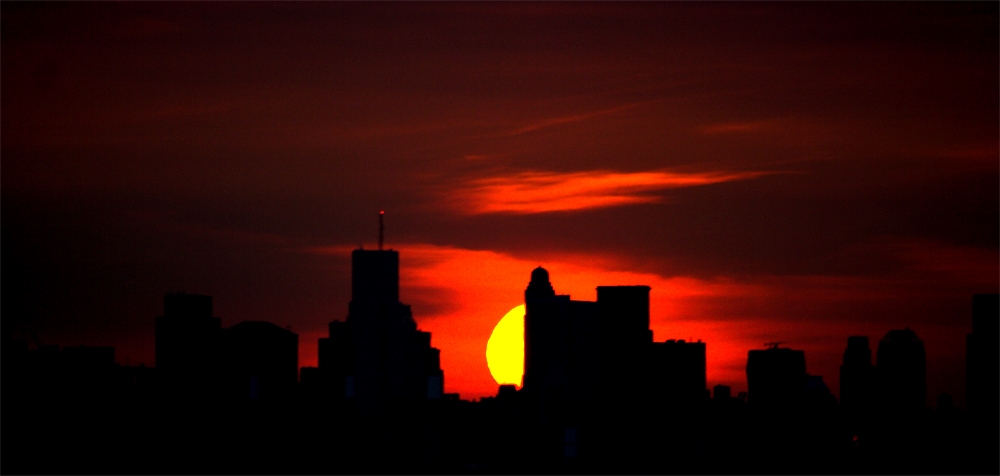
[450,169,773,214]
[500,102,647,137]
[937,145,999,161]
[698,121,770,134]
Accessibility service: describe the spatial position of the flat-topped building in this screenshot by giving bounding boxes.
[315,247,444,405]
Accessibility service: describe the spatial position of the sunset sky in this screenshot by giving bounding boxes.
[4,2,997,404]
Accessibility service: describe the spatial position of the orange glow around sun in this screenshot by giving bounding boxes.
[486,304,525,387]
[307,243,763,401]
[303,240,1000,403]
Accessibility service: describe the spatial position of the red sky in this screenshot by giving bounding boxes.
[3,2,997,404]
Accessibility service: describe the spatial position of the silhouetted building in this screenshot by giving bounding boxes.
[117,363,156,398]
[523,269,658,407]
[155,292,222,395]
[62,345,116,395]
[804,374,836,406]
[36,343,62,369]
[840,336,875,411]
[967,294,998,415]
[876,328,926,411]
[222,321,298,399]
[746,344,806,407]
[936,392,954,411]
[649,339,706,404]
[298,366,328,398]
[315,248,444,406]
[522,269,679,465]
[315,320,352,398]
[714,384,731,400]
[596,285,653,349]
[523,267,596,405]
[62,345,115,367]
[966,294,999,473]
[497,384,518,400]
[523,266,565,399]
[9,344,119,400]
[596,285,652,398]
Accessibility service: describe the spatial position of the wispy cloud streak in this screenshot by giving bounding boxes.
[698,120,772,134]
[499,102,648,137]
[453,169,772,214]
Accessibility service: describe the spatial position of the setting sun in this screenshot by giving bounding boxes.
[486,304,525,388]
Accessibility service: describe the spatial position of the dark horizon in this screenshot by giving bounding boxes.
[7,255,994,409]
[4,242,998,474]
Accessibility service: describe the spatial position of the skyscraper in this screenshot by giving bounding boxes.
[840,336,875,411]
[966,294,999,472]
[967,294,999,415]
[316,248,444,406]
[746,344,807,407]
[222,321,298,399]
[155,292,221,395]
[596,286,653,349]
[521,268,663,465]
[649,339,706,404]
[523,266,572,399]
[876,328,926,410]
[523,270,658,402]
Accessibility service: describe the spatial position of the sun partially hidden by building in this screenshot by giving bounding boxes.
[522,267,707,404]
[517,266,710,465]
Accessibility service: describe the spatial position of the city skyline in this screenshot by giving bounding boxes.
[9,245,994,474]
[4,1,997,405]
[6,244,991,409]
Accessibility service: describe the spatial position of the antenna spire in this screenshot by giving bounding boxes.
[379,211,384,250]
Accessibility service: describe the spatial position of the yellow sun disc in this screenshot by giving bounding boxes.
[486,304,525,388]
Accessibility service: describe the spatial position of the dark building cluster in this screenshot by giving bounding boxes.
[522,271,708,409]
[3,247,998,475]
[303,249,444,410]
[155,292,300,401]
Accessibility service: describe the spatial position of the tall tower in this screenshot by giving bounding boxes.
[222,321,298,399]
[348,248,424,402]
[967,294,999,414]
[155,292,221,395]
[966,296,1000,476]
[876,328,926,410]
[649,339,706,404]
[315,215,443,406]
[746,344,807,407]
[840,336,875,410]
[523,267,562,394]
[596,286,652,350]
[595,286,652,398]
[350,249,400,314]
[525,266,555,301]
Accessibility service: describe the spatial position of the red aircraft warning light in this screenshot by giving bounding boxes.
[378,211,384,250]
